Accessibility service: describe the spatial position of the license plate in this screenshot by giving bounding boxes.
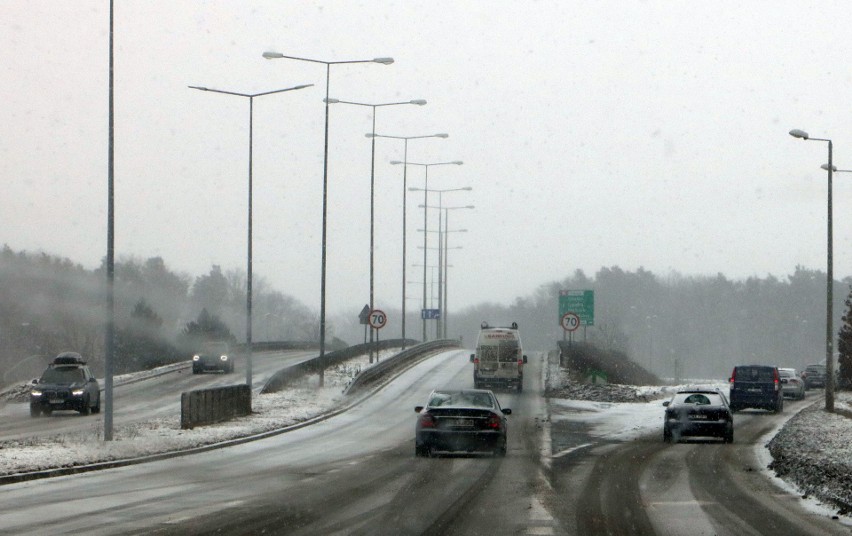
[747,388,762,393]
[49,399,63,404]
[453,419,474,427]
[690,414,708,420]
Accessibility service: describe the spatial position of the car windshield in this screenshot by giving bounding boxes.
[428,391,494,409]
[41,367,85,384]
[672,393,723,406]
[779,369,795,378]
[202,342,228,354]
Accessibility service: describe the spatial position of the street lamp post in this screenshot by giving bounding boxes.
[190,83,312,388]
[789,128,835,412]
[392,161,462,340]
[262,51,393,385]
[412,187,472,338]
[417,224,468,338]
[324,100,426,362]
[371,133,448,348]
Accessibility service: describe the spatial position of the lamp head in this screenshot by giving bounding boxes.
[324,98,340,104]
[390,160,404,165]
[452,161,463,165]
[373,57,395,65]
[435,133,449,138]
[789,129,809,140]
[410,99,427,106]
[262,51,284,59]
[821,163,837,171]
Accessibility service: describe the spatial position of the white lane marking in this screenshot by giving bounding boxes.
[551,442,594,458]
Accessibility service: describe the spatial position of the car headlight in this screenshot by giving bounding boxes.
[220,355,228,361]
[31,390,42,397]
[72,389,85,396]
[192,355,200,361]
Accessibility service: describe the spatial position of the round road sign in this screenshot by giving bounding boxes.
[368,309,388,330]
[561,312,581,332]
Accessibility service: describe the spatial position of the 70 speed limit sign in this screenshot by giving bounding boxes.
[368,309,388,330]
[560,312,581,332]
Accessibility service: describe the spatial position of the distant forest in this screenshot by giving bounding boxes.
[2,244,852,383]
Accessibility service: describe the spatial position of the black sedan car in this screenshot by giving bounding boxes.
[415,389,511,457]
[663,387,733,443]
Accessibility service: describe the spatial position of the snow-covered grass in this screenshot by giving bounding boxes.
[0,349,400,478]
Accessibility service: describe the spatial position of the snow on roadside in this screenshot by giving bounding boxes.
[0,348,400,477]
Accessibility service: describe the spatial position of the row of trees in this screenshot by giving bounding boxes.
[0,245,319,379]
[5,242,852,387]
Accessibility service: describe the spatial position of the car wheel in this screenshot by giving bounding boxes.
[516,382,523,393]
[92,394,101,414]
[724,423,734,443]
[495,441,507,457]
[43,407,53,416]
[663,426,672,443]
[415,445,430,458]
[30,405,41,418]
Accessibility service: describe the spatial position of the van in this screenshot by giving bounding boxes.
[471,322,527,392]
[728,364,783,413]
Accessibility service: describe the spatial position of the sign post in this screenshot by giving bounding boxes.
[369,309,387,362]
[559,290,594,342]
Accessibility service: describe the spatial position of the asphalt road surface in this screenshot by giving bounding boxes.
[1,350,848,535]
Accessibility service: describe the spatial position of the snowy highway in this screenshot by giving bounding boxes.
[1,350,850,535]
[0,349,316,442]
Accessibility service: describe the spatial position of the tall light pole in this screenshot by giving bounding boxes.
[324,99,426,361]
[393,161,463,340]
[417,223,469,338]
[190,83,312,388]
[412,187,472,338]
[790,128,835,412]
[105,0,115,441]
[262,51,393,385]
[441,206,473,338]
[372,133,448,348]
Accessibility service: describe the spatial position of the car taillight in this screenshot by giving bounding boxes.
[517,359,523,366]
[473,358,479,365]
[419,414,437,428]
[774,369,780,391]
[486,415,502,430]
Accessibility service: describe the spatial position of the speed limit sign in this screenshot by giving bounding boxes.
[368,309,388,330]
[560,312,580,332]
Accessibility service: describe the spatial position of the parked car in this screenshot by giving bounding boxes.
[30,352,101,417]
[804,363,827,390]
[778,367,805,400]
[414,389,511,457]
[663,387,734,443]
[728,364,783,413]
[192,341,234,374]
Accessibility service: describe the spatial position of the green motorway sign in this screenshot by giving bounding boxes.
[559,290,594,326]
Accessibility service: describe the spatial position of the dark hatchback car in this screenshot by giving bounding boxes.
[728,364,783,413]
[415,389,511,457]
[30,352,101,417]
[804,363,827,390]
[192,341,234,374]
[663,387,733,443]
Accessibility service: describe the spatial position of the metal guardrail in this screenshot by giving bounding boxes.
[343,339,462,395]
[260,338,419,394]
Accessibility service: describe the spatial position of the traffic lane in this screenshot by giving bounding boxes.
[547,389,846,535]
[0,350,316,442]
[0,350,473,534]
[150,350,549,536]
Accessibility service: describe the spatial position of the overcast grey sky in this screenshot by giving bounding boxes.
[3,1,852,316]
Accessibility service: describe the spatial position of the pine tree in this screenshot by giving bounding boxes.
[837,286,852,390]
